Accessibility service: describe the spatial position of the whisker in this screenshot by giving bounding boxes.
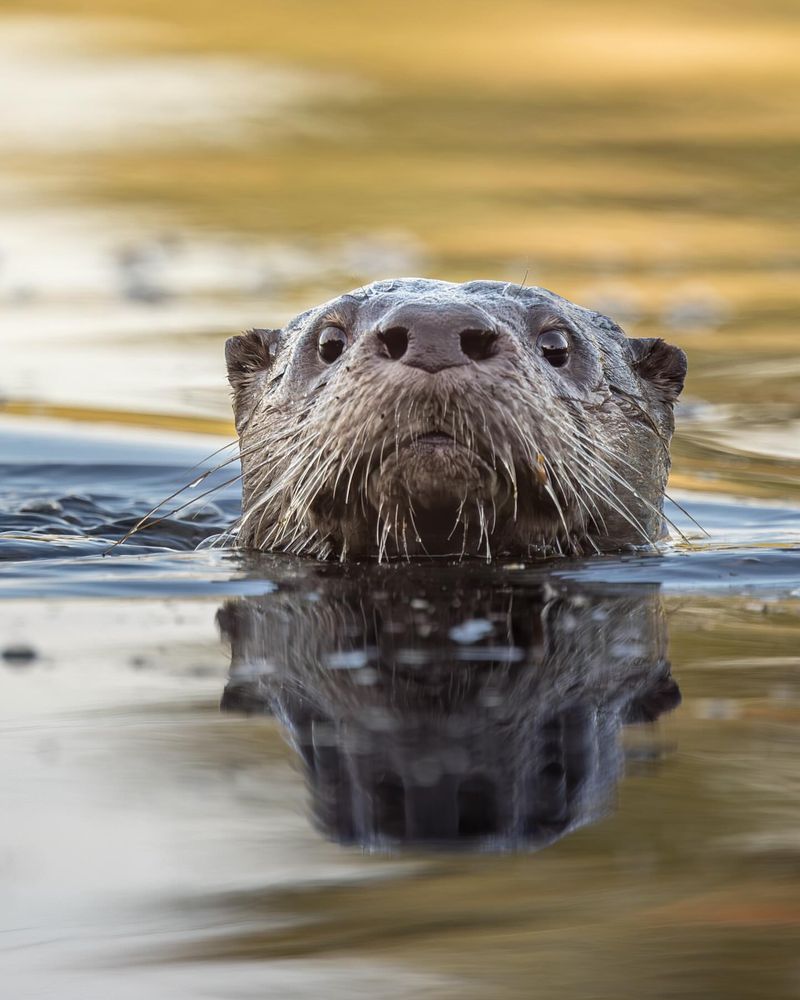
[104,470,246,553]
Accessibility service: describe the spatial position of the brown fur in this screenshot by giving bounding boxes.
[225,279,687,560]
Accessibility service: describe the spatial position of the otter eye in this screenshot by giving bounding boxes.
[537,328,570,367]
[318,325,347,364]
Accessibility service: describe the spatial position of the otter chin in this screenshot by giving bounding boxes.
[366,432,503,554]
[224,278,687,561]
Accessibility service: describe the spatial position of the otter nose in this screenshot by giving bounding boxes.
[375,302,497,373]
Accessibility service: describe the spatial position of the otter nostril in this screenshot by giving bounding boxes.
[460,328,496,361]
[378,326,409,361]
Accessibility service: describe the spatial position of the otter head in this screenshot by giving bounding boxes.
[226,278,686,559]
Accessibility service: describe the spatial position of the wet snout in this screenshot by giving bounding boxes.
[373,301,497,374]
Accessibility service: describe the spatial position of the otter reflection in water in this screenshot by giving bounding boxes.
[218,567,680,850]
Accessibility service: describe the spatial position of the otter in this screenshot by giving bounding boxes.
[225,279,687,560]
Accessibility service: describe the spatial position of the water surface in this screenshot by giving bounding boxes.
[1,3,799,998]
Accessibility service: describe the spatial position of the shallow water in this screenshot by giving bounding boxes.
[1,3,800,998]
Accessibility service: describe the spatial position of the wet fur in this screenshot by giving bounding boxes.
[225,279,687,560]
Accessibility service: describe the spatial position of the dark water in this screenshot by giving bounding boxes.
[2,422,798,596]
[2,420,799,998]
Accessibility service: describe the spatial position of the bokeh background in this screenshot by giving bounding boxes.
[1,0,798,500]
[2,6,800,999]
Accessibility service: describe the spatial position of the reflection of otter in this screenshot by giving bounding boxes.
[219,566,680,850]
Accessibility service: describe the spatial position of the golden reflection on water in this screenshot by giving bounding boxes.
[4,593,797,997]
[1,6,799,997]
[172,593,800,998]
[1,0,798,503]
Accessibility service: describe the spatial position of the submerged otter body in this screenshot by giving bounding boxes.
[225,279,687,560]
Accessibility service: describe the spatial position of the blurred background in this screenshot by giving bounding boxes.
[1,0,798,499]
[1,5,799,1000]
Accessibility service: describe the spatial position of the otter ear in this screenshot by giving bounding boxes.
[225,328,282,390]
[628,337,687,402]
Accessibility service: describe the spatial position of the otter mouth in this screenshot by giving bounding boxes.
[362,429,506,555]
[303,415,563,558]
[411,431,456,449]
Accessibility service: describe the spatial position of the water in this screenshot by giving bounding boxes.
[1,421,798,998]
[1,4,800,998]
